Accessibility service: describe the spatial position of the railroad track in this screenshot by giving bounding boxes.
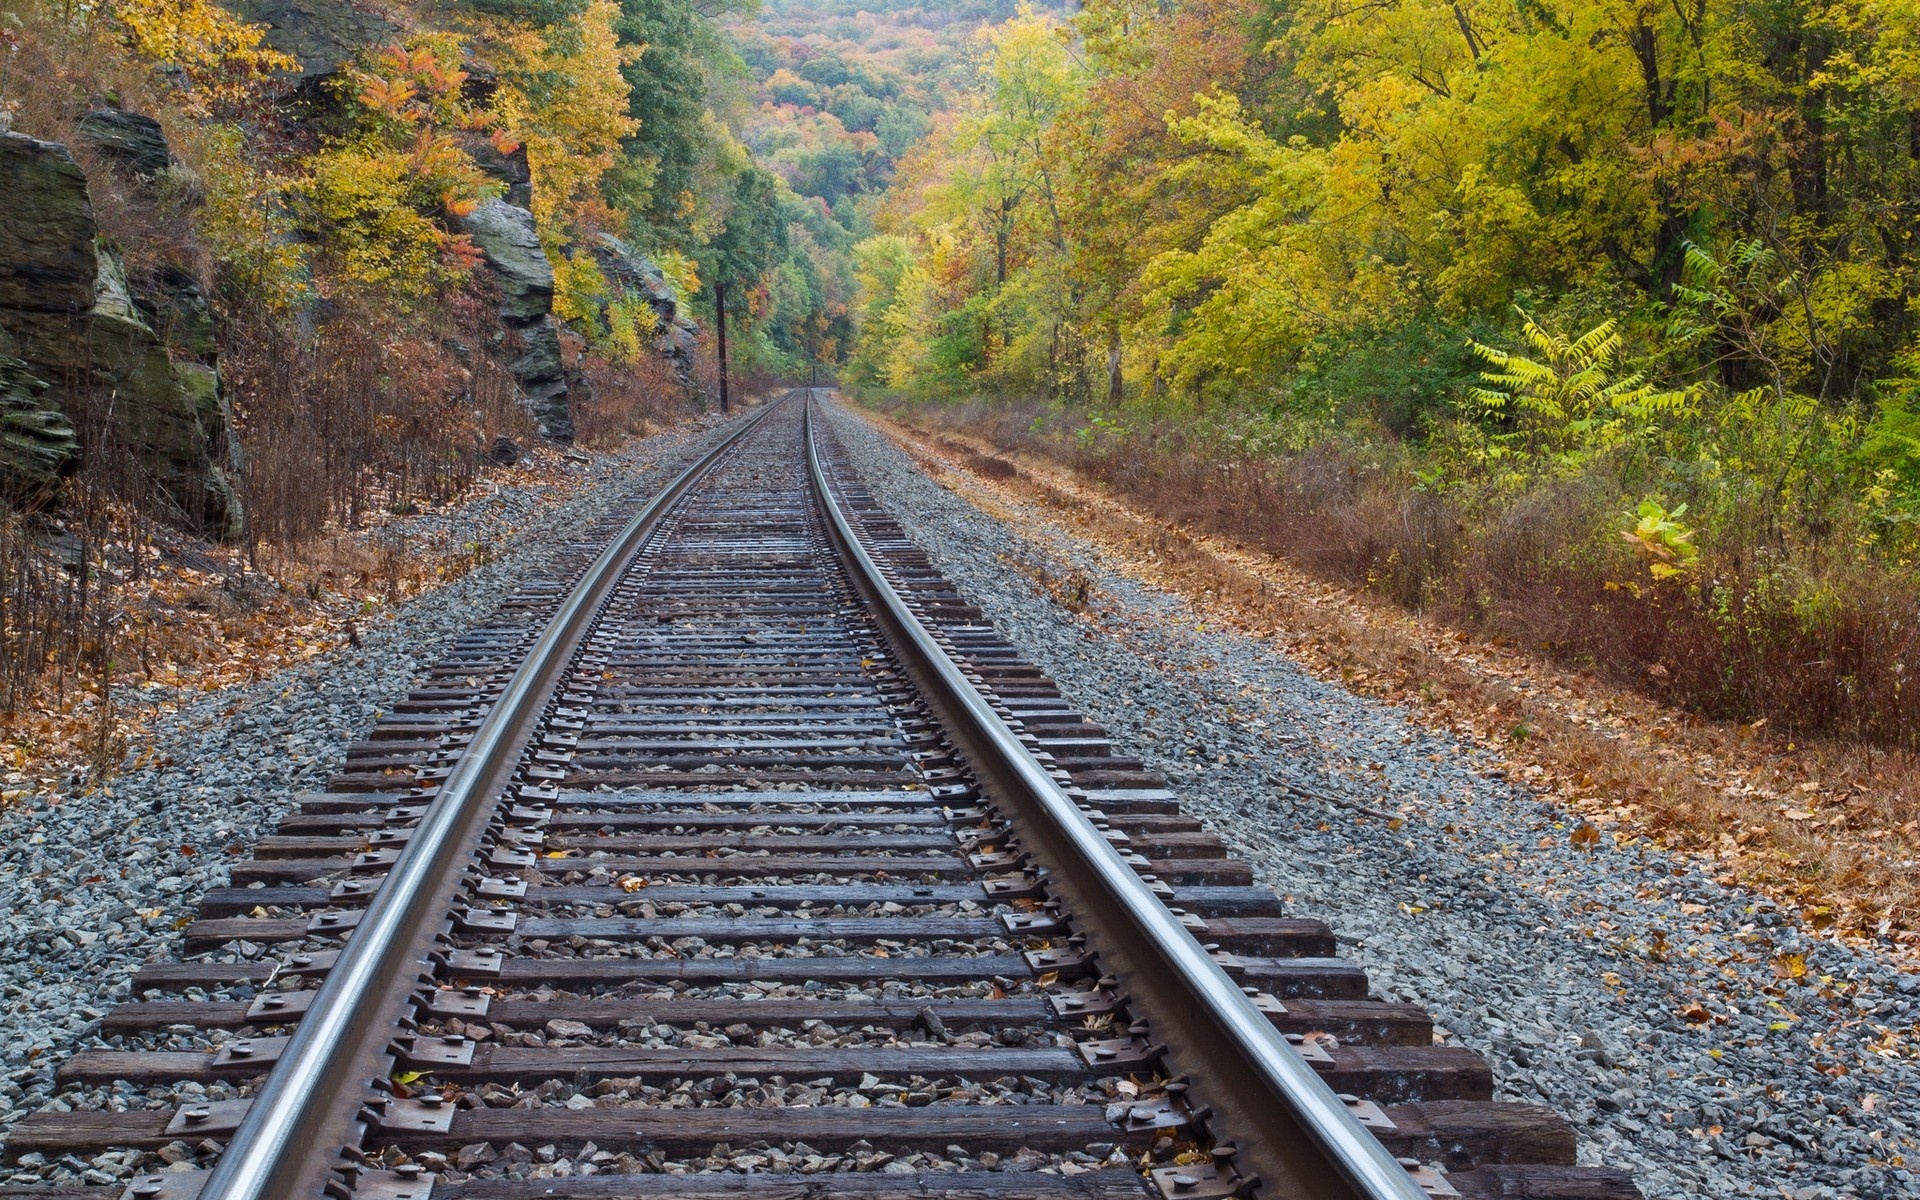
[0,392,1638,1200]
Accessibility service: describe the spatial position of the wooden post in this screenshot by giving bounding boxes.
[714,281,729,415]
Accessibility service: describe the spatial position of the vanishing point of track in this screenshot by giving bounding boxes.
[1,393,1639,1200]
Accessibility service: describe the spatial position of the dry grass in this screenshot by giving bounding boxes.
[572,350,693,450]
[910,399,1920,754]
[860,406,1920,960]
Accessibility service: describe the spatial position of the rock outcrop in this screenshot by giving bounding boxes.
[75,107,170,178]
[589,234,701,390]
[460,199,574,441]
[0,131,241,536]
[224,0,403,83]
[0,355,78,504]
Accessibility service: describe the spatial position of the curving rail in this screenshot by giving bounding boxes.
[804,396,1425,1200]
[0,388,1634,1200]
[197,399,786,1200]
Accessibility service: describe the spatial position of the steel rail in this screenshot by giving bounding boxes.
[199,397,787,1200]
[803,393,1428,1200]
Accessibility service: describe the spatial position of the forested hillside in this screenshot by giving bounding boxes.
[721,0,1053,370]
[849,0,1920,753]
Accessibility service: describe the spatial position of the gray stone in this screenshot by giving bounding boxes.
[461,200,553,322]
[223,0,403,81]
[74,108,169,178]
[0,134,97,316]
[0,356,77,504]
[513,319,564,385]
[0,132,239,534]
[86,246,242,538]
[587,234,700,390]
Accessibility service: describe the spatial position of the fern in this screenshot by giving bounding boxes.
[1466,308,1694,474]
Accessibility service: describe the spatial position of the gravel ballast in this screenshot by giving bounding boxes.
[0,415,741,1138]
[825,401,1918,1200]
[3,398,1912,1199]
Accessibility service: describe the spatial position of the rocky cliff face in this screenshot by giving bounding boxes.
[224,0,403,84]
[0,129,241,537]
[0,355,78,505]
[459,199,575,443]
[590,234,702,391]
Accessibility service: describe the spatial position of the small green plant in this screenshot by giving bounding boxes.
[1467,309,1692,470]
[1073,410,1128,449]
[1622,499,1698,580]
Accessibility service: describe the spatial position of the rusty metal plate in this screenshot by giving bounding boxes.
[954,826,1009,851]
[275,950,341,977]
[1402,1161,1461,1197]
[394,1035,476,1067]
[330,878,381,902]
[352,848,403,872]
[1208,950,1246,976]
[1024,947,1091,974]
[1106,1096,1190,1135]
[453,907,518,934]
[488,847,537,868]
[475,877,528,899]
[307,909,364,937]
[1339,1094,1396,1131]
[1046,987,1117,1018]
[1284,1032,1336,1066]
[1149,1162,1240,1199]
[375,1095,456,1133]
[1171,910,1210,934]
[443,949,504,977]
[1135,874,1177,900]
[121,1171,207,1199]
[1077,1036,1156,1071]
[245,990,316,1022]
[1000,910,1064,935]
[165,1097,254,1136]
[424,987,492,1018]
[980,872,1043,900]
[352,1168,437,1200]
[212,1036,288,1068]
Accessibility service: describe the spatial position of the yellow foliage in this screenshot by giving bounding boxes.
[470,0,638,239]
[453,0,638,332]
[551,252,611,325]
[304,37,500,304]
[108,0,296,113]
[191,124,308,310]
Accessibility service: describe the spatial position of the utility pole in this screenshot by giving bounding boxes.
[714,281,730,415]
